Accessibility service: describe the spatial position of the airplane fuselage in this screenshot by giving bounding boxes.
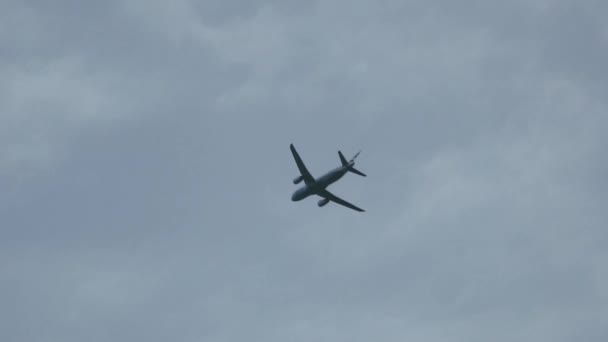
[291,165,349,201]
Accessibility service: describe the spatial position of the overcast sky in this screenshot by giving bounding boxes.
[2,0,607,341]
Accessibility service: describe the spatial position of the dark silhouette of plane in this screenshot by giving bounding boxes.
[290,143,366,212]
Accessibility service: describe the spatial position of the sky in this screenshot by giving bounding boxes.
[1,0,607,341]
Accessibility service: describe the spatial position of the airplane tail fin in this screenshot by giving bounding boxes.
[339,150,366,177]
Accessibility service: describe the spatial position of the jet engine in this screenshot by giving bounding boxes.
[293,175,303,184]
[318,198,329,207]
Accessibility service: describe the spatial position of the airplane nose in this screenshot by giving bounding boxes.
[291,192,297,201]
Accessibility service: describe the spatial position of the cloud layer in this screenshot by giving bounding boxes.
[2,1,607,341]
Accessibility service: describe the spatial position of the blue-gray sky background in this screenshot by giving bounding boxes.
[2,1,607,341]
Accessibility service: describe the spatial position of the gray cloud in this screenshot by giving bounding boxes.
[2,1,607,341]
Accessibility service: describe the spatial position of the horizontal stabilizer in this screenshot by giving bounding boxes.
[348,166,366,177]
[338,151,348,166]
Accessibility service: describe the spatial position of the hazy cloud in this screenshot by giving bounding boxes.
[2,1,607,341]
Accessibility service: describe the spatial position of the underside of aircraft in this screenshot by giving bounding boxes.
[290,143,366,212]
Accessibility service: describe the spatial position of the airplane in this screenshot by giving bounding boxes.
[290,143,366,212]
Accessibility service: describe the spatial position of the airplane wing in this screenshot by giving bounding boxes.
[290,144,315,184]
[318,190,365,212]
